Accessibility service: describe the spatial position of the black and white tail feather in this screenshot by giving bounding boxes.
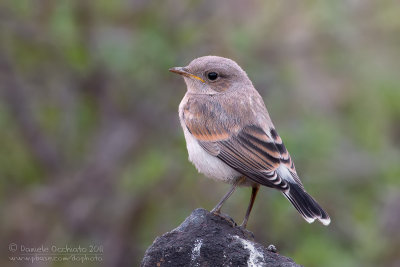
[283,183,330,226]
[275,163,330,226]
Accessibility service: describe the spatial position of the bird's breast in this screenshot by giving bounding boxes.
[179,96,240,183]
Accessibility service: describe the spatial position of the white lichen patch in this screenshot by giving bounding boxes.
[191,238,203,263]
[233,235,265,267]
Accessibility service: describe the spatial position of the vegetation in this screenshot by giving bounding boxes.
[1,1,399,266]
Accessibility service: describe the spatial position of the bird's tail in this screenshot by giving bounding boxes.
[283,183,331,226]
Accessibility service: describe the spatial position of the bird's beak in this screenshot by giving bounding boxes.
[169,67,205,83]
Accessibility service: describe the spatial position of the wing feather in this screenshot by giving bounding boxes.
[190,124,299,190]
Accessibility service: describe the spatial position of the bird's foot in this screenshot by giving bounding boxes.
[236,225,255,240]
[211,211,237,227]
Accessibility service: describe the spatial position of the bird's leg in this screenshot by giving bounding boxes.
[211,177,245,214]
[240,184,260,228]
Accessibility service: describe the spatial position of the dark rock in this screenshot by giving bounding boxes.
[141,208,301,267]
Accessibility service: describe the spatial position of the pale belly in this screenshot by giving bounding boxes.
[182,127,242,184]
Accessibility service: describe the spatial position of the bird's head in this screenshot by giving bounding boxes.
[169,56,252,95]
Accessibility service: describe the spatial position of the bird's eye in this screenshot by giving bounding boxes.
[207,72,218,81]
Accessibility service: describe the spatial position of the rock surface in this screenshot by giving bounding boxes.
[141,208,301,267]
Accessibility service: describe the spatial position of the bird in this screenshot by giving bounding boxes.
[169,55,330,228]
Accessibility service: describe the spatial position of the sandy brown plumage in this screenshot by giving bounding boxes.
[171,56,330,226]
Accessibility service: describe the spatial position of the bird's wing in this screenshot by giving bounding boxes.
[186,121,302,191]
[183,105,331,225]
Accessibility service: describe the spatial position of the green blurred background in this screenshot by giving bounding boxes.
[1,1,400,266]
